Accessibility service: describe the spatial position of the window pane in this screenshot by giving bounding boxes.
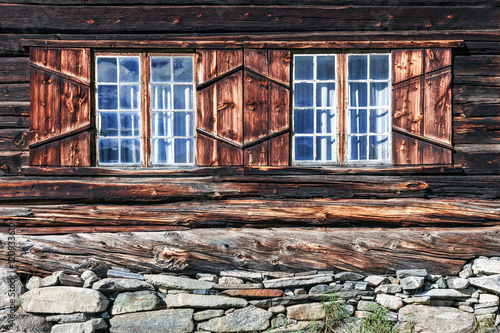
[350,109,368,134]
[151,57,171,83]
[120,112,140,137]
[317,56,336,80]
[97,85,118,110]
[97,58,117,83]
[153,138,170,164]
[119,85,140,110]
[174,138,194,163]
[120,139,141,163]
[98,139,119,163]
[316,109,335,134]
[350,136,367,160]
[369,109,389,134]
[369,135,389,160]
[100,112,118,137]
[316,83,335,107]
[152,111,172,137]
[316,136,334,161]
[294,109,314,134]
[294,83,313,107]
[119,58,140,83]
[173,111,194,137]
[370,82,389,107]
[173,85,194,110]
[151,84,172,110]
[295,136,313,161]
[294,56,314,80]
[349,82,367,107]
[348,55,368,80]
[173,57,193,83]
[370,55,389,80]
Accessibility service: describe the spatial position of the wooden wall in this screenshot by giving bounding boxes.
[0,0,499,276]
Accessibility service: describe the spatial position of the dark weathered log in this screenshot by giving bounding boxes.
[453,102,500,118]
[465,42,500,55]
[455,144,500,175]
[0,128,28,151]
[2,227,500,276]
[0,116,29,129]
[454,55,500,77]
[0,102,29,117]
[454,117,500,144]
[453,85,500,105]
[0,57,29,83]
[1,198,499,231]
[0,151,27,175]
[454,76,500,87]
[0,84,29,102]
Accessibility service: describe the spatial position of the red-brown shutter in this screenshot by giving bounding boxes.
[196,48,290,166]
[29,48,92,166]
[392,48,452,166]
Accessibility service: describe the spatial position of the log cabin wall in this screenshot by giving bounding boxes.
[0,0,499,276]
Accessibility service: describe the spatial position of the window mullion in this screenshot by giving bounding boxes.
[337,53,347,166]
[143,52,150,167]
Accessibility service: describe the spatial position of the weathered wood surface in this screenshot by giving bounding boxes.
[0,102,29,117]
[0,151,28,175]
[454,117,500,144]
[0,129,27,151]
[0,57,29,83]
[2,227,500,276]
[455,144,500,175]
[0,84,29,102]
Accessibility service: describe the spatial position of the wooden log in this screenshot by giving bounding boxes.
[454,76,500,87]
[454,55,500,77]
[0,57,29,83]
[453,102,500,118]
[453,85,500,105]
[0,84,30,102]
[1,198,500,231]
[0,102,30,117]
[454,117,500,144]
[0,128,28,151]
[455,144,500,175]
[0,116,29,129]
[2,227,500,276]
[0,151,28,175]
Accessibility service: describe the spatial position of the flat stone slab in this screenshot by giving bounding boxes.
[46,313,91,323]
[193,309,224,321]
[250,295,310,308]
[0,267,22,310]
[415,288,475,299]
[287,302,326,320]
[400,276,425,290]
[92,278,154,292]
[376,294,403,311]
[110,309,194,333]
[221,289,284,298]
[213,283,263,290]
[51,318,107,333]
[263,274,333,289]
[22,287,109,314]
[111,291,164,315]
[469,274,500,294]
[198,306,272,332]
[0,312,52,333]
[107,269,144,280]
[397,305,476,333]
[396,269,427,278]
[472,259,500,275]
[165,293,247,308]
[220,270,263,282]
[144,274,215,290]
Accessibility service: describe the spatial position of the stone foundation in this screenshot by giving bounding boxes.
[1,258,500,332]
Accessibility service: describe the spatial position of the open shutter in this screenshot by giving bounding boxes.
[196,48,291,166]
[29,48,91,166]
[392,48,452,166]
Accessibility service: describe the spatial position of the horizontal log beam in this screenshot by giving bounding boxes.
[0,84,29,102]
[2,227,500,276]
[455,144,500,175]
[454,116,500,144]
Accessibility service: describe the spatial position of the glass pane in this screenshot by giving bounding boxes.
[369,109,389,134]
[349,82,367,107]
[120,112,140,137]
[97,85,118,110]
[173,85,194,110]
[295,136,313,161]
[350,109,368,134]
[294,56,314,80]
[370,55,389,80]
[350,136,367,161]
[151,57,171,83]
[317,56,335,80]
[294,109,314,134]
[151,84,172,110]
[370,82,389,107]
[316,109,335,134]
[152,111,172,137]
[174,111,194,137]
[97,58,117,83]
[348,55,368,80]
[100,112,118,137]
[294,83,313,108]
[369,135,389,160]
[119,85,140,110]
[174,138,194,163]
[120,139,141,163]
[173,57,193,83]
[98,138,119,163]
[316,83,335,107]
[153,138,170,164]
[316,136,335,161]
[119,58,139,83]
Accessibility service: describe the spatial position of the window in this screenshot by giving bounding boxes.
[96,53,195,167]
[293,53,391,165]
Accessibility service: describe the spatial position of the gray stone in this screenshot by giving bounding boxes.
[22,287,109,314]
[81,271,98,281]
[111,291,164,315]
[474,306,498,315]
[474,302,499,309]
[469,275,500,294]
[309,290,373,301]
[213,283,263,290]
[415,288,475,299]
[0,312,52,333]
[198,306,272,332]
[144,274,215,290]
[46,313,91,323]
[426,274,442,282]
[479,294,499,304]
[446,277,469,289]
[107,269,144,280]
[218,277,243,285]
[376,294,403,311]
[357,300,381,312]
[109,309,194,333]
[261,272,294,280]
[344,281,367,290]
[270,313,286,328]
[374,284,402,294]
[430,300,455,306]
[400,276,425,290]
[26,275,58,290]
[459,305,474,313]
[435,277,447,289]
[402,296,430,305]
[364,275,387,287]
[396,269,427,279]
[220,270,263,282]
[295,270,318,277]
[335,272,364,282]
[397,305,476,333]
[51,318,107,333]
[58,274,84,287]
[250,295,309,308]
[269,305,286,314]
[194,309,224,321]
[309,284,341,295]
[193,289,219,295]
[473,259,500,275]
[293,288,306,295]
[197,274,218,283]
[286,302,325,320]
[263,274,333,289]
[92,278,154,292]
[165,294,247,308]
[459,264,473,279]
[0,267,22,310]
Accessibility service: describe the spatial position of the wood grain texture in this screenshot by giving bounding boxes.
[392,49,423,84]
[269,133,289,166]
[454,117,500,144]
[393,132,420,166]
[455,144,500,175]
[424,68,452,145]
[244,71,269,144]
[425,48,451,73]
[392,77,423,135]
[0,57,29,83]
[0,84,30,102]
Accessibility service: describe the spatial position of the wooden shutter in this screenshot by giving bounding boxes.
[392,48,452,166]
[29,48,91,166]
[196,49,290,166]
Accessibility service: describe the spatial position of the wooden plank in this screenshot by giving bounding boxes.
[0,83,30,102]
[244,141,268,166]
[392,132,420,165]
[60,48,90,81]
[0,102,29,116]
[454,75,500,87]
[217,140,243,166]
[425,48,451,73]
[454,55,500,77]
[244,70,269,144]
[268,50,290,86]
[217,71,243,145]
[421,141,452,165]
[30,69,61,143]
[424,68,452,144]
[60,131,91,166]
[269,133,289,166]
[60,79,90,133]
[29,141,60,166]
[453,85,500,105]
[29,48,60,72]
[0,151,28,175]
[196,133,217,166]
[0,128,27,151]
[392,77,423,136]
[454,116,500,144]
[0,57,29,83]
[454,103,500,118]
[196,50,217,85]
[392,49,423,84]
[217,49,243,76]
[455,144,500,175]
[0,116,29,129]
[244,49,269,77]
[269,81,289,134]
[3,227,500,276]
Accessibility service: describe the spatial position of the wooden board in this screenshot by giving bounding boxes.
[424,68,452,145]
